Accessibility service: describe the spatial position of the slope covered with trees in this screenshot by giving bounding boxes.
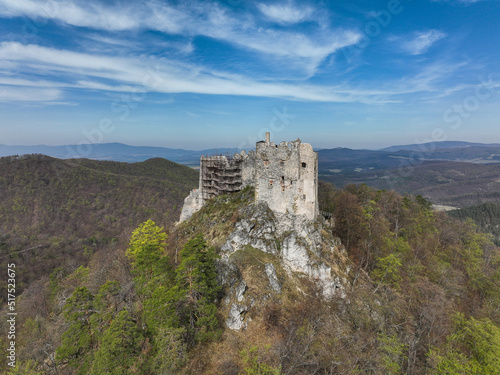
[1,178,499,374]
[0,154,198,302]
[320,160,500,208]
[448,203,500,245]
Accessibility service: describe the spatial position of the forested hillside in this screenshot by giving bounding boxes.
[0,154,198,302]
[321,160,500,208]
[448,203,500,245]
[2,180,499,374]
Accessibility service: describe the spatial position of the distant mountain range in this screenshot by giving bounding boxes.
[3,140,500,165]
[318,142,500,176]
[0,142,239,164]
[380,140,500,152]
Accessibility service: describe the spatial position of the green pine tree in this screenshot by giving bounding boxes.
[150,326,188,374]
[165,234,221,345]
[90,281,121,336]
[126,220,173,297]
[91,310,145,375]
[55,287,95,370]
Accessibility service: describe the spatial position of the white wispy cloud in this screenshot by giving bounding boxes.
[0,0,140,30]
[145,1,360,74]
[0,85,61,101]
[400,30,447,55]
[0,40,473,106]
[0,2,471,106]
[397,59,469,93]
[0,41,409,104]
[257,2,315,24]
[0,0,360,76]
[432,0,486,4]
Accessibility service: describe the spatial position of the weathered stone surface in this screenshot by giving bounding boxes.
[253,138,318,220]
[310,264,346,298]
[220,202,277,255]
[220,201,347,300]
[265,264,281,293]
[178,189,202,223]
[235,280,247,302]
[215,199,350,331]
[217,258,241,289]
[281,232,310,273]
[226,303,247,331]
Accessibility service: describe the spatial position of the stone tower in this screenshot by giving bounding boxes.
[252,133,318,220]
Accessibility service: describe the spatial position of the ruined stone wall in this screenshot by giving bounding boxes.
[240,150,256,187]
[298,142,319,220]
[253,136,318,220]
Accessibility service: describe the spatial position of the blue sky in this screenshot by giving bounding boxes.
[0,0,499,150]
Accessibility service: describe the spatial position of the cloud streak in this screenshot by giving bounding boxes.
[0,0,360,76]
[432,0,487,4]
[0,39,473,106]
[400,30,447,55]
[0,1,484,110]
[0,85,61,102]
[0,0,140,30]
[257,2,315,24]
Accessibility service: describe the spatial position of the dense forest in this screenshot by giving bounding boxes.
[448,203,500,246]
[0,154,198,304]
[1,156,499,374]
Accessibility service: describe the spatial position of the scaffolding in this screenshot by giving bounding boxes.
[200,153,243,202]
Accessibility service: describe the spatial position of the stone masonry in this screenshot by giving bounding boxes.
[179,133,318,222]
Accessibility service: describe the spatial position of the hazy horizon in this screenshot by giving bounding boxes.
[2,138,500,154]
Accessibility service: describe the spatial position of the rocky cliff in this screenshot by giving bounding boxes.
[173,186,350,332]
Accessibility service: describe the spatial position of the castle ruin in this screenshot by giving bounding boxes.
[179,133,318,222]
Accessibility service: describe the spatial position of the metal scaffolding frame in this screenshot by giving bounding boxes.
[200,153,243,201]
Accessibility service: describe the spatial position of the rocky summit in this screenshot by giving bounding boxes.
[175,186,350,331]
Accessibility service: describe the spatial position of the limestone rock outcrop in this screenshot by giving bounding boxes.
[220,201,347,301]
[176,182,349,333]
[178,189,202,223]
